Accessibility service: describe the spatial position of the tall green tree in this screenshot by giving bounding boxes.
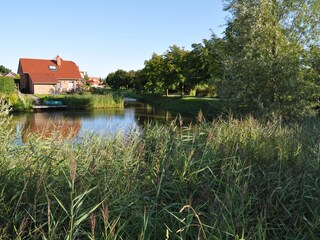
[184,42,211,94]
[0,65,11,75]
[163,45,189,96]
[141,53,166,94]
[216,0,320,117]
[106,69,132,89]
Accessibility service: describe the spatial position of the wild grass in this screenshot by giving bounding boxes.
[40,94,124,109]
[1,103,320,239]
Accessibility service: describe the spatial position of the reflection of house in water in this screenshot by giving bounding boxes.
[20,112,81,142]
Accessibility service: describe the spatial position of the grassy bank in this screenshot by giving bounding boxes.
[86,89,227,117]
[95,90,229,118]
[1,107,320,239]
[137,94,230,118]
[38,93,124,109]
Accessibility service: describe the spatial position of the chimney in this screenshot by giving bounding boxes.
[55,55,62,67]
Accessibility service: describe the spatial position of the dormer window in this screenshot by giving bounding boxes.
[49,65,57,71]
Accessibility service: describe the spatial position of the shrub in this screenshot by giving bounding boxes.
[194,84,216,97]
[0,76,16,93]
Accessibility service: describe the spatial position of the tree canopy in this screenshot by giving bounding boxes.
[106,0,320,118]
[215,0,320,117]
[0,65,11,75]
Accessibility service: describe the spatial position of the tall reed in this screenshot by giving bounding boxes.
[42,94,124,109]
[0,107,320,239]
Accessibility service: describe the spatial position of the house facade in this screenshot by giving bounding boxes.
[18,55,83,94]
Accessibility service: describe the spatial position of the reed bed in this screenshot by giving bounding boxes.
[0,111,320,239]
[42,94,124,109]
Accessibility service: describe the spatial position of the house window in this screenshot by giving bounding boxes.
[49,65,57,71]
[68,81,74,89]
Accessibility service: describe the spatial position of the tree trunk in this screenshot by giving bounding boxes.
[181,84,184,97]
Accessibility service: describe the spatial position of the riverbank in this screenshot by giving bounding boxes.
[103,90,230,118]
[1,106,320,238]
[138,94,228,118]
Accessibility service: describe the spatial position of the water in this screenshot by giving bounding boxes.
[12,101,192,142]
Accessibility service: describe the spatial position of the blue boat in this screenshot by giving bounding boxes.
[43,100,63,106]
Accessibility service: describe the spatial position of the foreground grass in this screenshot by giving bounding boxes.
[38,93,124,109]
[1,111,320,239]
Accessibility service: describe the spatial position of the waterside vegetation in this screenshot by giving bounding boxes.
[38,93,124,109]
[1,98,320,239]
[138,94,226,118]
[0,76,33,112]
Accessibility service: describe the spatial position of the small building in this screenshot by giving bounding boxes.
[88,77,102,87]
[5,72,17,78]
[18,55,83,94]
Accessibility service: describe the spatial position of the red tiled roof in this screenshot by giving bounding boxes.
[18,57,81,84]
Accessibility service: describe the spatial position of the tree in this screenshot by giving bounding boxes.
[106,69,129,89]
[84,72,90,82]
[215,0,320,117]
[0,65,11,75]
[184,41,212,95]
[106,69,139,89]
[141,53,166,94]
[163,45,189,96]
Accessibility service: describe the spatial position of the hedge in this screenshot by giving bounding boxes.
[0,76,16,93]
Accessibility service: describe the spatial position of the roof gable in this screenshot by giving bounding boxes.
[18,57,81,84]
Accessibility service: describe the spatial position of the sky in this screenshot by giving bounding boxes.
[1,0,228,78]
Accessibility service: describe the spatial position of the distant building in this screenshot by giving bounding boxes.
[5,72,17,78]
[18,55,83,94]
[88,77,102,87]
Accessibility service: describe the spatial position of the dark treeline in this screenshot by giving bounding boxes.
[106,0,320,118]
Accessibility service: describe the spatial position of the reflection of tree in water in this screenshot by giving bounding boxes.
[126,102,174,124]
[21,112,81,142]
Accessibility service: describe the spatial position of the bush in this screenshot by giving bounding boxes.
[0,76,16,93]
[90,87,109,95]
[194,84,216,97]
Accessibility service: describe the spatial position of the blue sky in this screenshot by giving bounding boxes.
[1,0,228,77]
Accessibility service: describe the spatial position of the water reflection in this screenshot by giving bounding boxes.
[13,101,191,142]
[15,112,81,142]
